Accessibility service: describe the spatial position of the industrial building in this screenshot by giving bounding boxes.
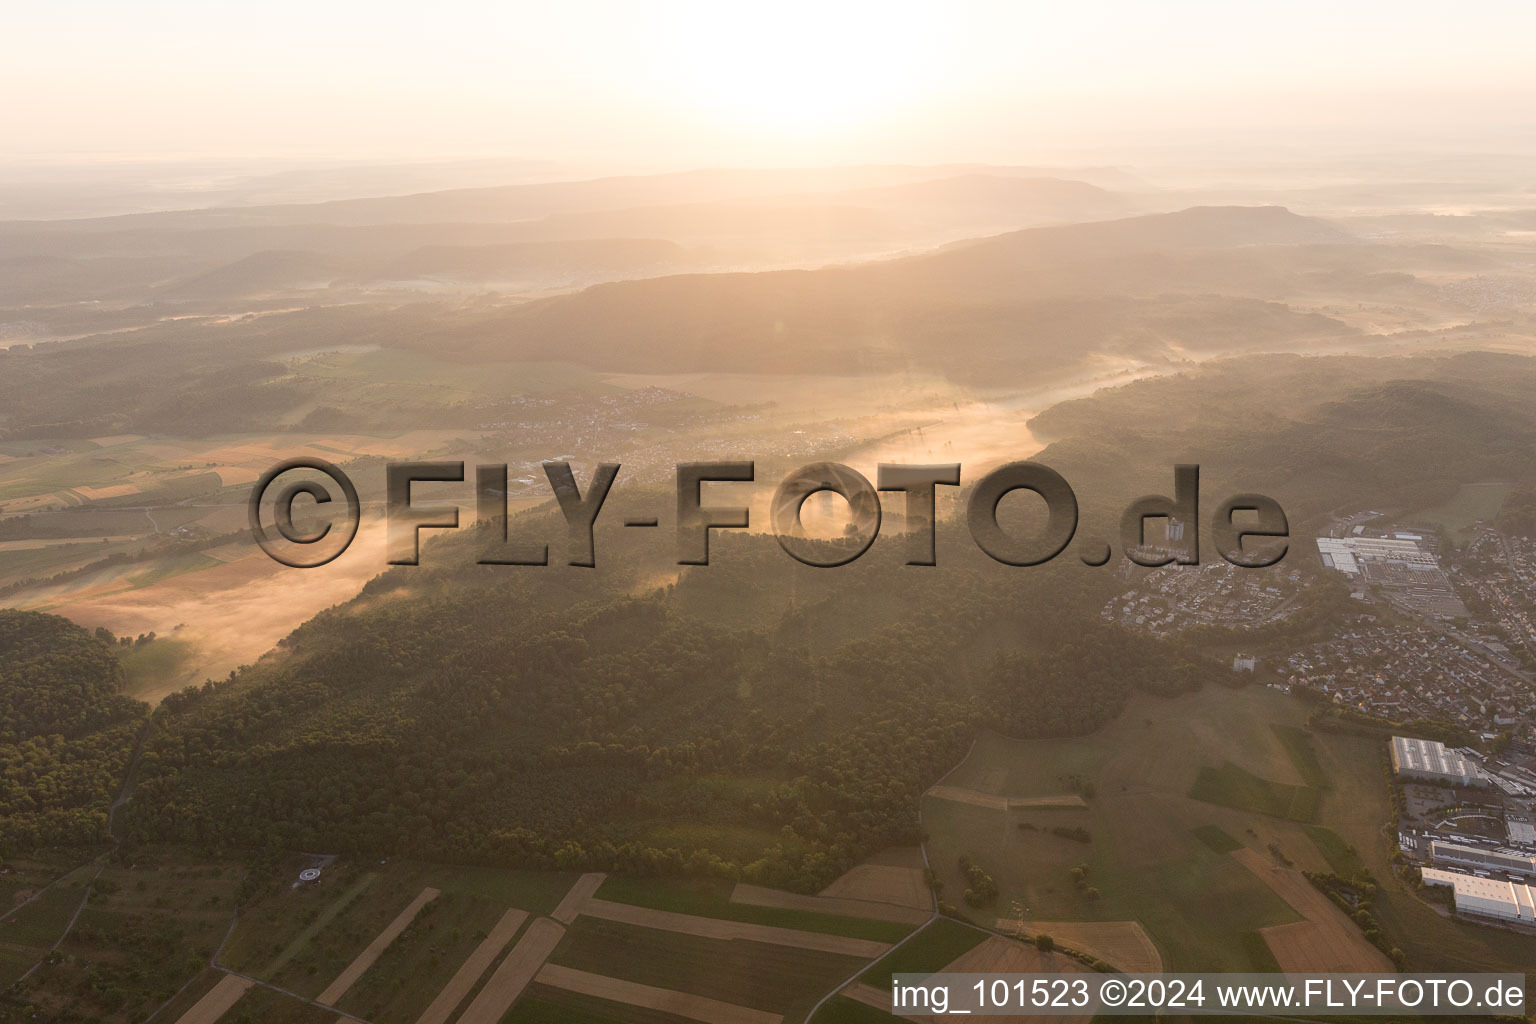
[1509,820,1536,849]
[1316,536,1468,618]
[1391,736,1480,786]
[1421,867,1536,923]
[1318,536,1437,575]
[1429,839,1536,877]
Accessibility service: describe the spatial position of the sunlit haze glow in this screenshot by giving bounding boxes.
[2,1,1535,166]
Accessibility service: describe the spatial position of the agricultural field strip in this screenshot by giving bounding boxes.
[551,872,606,924]
[454,916,566,1024]
[412,906,528,1024]
[818,861,932,912]
[841,982,892,1012]
[926,786,1087,811]
[1231,848,1391,972]
[316,885,441,1005]
[170,974,252,1024]
[729,882,930,926]
[535,963,784,1024]
[577,897,894,958]
[990,920,1163,973]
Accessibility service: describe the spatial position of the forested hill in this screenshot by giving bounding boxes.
[124,517,1218,892]
[1027,351,1536,531]
[0,611,147,853]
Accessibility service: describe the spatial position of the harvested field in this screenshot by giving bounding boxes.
[455,917,565,1024]
[212,466,261,486]
[819,861,931,912]
[535,963,782,1024]
[317,886,439,1005]
[413,906,528,1024]
[552,872,606,924]
[730,882,929,926]
[71,483,141,500]
[578,897,892,958]
[1232,848,1391,972]
[842,982,893,1011]
[992,920,1162,973]
[172,974,252,1024]
[89,435,145,447]
[948,934,1085,974]
[927,786,1087,811]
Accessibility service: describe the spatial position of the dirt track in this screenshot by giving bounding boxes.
[536,963,784,1024]
[579,897,893,958]
[927,786,1087,811]
[730,882,929,925]
[413,906,528,1024]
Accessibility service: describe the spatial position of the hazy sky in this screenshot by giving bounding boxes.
[4,1,1535,166]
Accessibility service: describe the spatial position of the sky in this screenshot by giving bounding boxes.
[3,1,1535,167]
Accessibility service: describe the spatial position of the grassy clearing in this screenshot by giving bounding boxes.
[1302,825,1366,878]
[594,876,915,943]
[551,916,867,1023]
[1189,824,1242,854]
[1410,482,1510,545]
[1240,931,1282,972]
[860,917,986,986]
[118,636,201,698]
[1271,725,1330,790]
[1188,762,1319,823]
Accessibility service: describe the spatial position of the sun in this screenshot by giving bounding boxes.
[656,1,943,135]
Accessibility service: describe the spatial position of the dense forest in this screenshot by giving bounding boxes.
[0,611,146,853]
[123,506,1214,892]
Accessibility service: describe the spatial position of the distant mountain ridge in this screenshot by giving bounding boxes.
[428,205,1356,375]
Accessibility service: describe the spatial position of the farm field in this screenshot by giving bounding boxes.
[158,853,926,1024]
[921,686,1365,972]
